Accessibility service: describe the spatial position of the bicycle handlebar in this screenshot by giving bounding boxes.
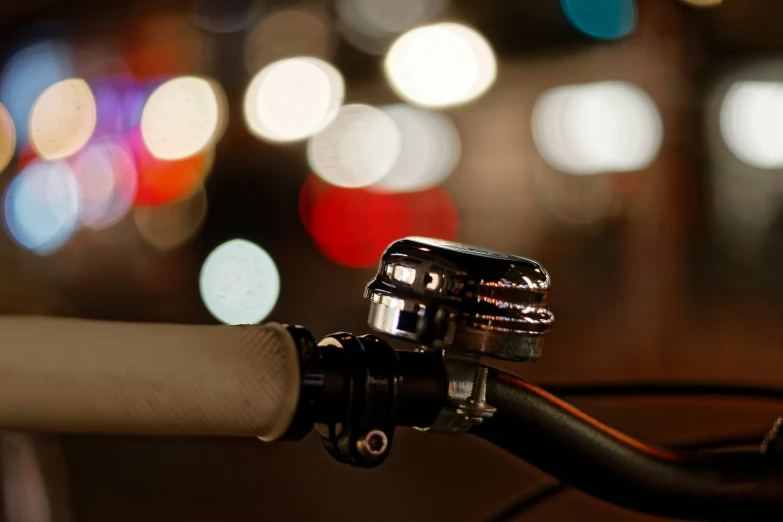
[471,369,783,521]
[0,315,780,520]
[0,316,300,440]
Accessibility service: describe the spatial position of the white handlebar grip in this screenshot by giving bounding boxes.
[0,317,301,440]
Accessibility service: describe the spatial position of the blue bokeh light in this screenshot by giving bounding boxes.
[561,0,637,40]
[3,161,81,254]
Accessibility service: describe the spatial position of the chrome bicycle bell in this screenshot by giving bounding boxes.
[365,237,554,361]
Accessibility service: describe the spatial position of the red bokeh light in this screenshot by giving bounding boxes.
[128,130,210,206]
[404,186,459,240]
[17,145,37,169]
[299,175,459,267]
[298,174,329,236]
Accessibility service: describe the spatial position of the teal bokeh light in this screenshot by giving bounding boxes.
[562,0,637,40]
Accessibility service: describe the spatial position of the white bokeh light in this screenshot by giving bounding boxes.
[532,81,663,175]
[244,57,344,143]
[71,140,137,230]
[706,68,783,264]
[199,239,281,325]
[29,78,96,160]
[307,104,401,188]
[3,161,80,254]
[384,23,496,108]
[374,104,461,192]
[720,81,783,169]
[141,76,225,160]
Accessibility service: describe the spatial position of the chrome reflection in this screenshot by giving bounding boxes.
[365,237,553,361]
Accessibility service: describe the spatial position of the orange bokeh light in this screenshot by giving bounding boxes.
[125,15,203,78]
[128,130,211,206]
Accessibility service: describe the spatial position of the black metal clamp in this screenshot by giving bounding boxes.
[282,325,446,468]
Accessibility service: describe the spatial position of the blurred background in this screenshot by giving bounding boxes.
[0,0,781,520]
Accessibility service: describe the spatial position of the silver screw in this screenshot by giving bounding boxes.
[356,429,388,459]
[472,367,489,402]
[455,367,497,424]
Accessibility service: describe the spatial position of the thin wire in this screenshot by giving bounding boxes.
[485,433,767,521]
[677,435,765,452]
[484,382,783,520]
[539,382,783,402]
[486,482,568,522]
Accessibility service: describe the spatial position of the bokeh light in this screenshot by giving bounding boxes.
[0,40,74,150]
[3,161,80,254]
[374,104,461,192]
[0,103,15,172]
[192,0,263,33]
[244,57,344,143]
[561,0,637,40]
[336,0,448,55]
[532,81,663,175]
[708,70,783,264]
[29,78,97,160]
[93,77,146,136]
[720,81,783,169]
[680,0,722,6]
[710,166,783,261]
[244,9,330,73]
[17,145,37,170]
[299,175,458,267]
[384,23,496,108]
[141,76,225,160]
[134,187,207,250]
[199,239,281,325]
[307,104,401,188]
[71,140,137,229]
[126,15,204,77]
[129,130,213,206]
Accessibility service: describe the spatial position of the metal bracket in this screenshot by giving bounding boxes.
[416,353,496,434]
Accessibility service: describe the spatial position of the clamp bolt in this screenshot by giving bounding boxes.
[356,429,389,459]
[455,367,497,425]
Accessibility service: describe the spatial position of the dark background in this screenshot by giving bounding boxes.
[0,0,782,520]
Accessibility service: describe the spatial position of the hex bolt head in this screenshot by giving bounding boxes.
[356,429,389,459]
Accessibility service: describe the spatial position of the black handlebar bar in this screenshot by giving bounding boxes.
[471,369,783,521]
